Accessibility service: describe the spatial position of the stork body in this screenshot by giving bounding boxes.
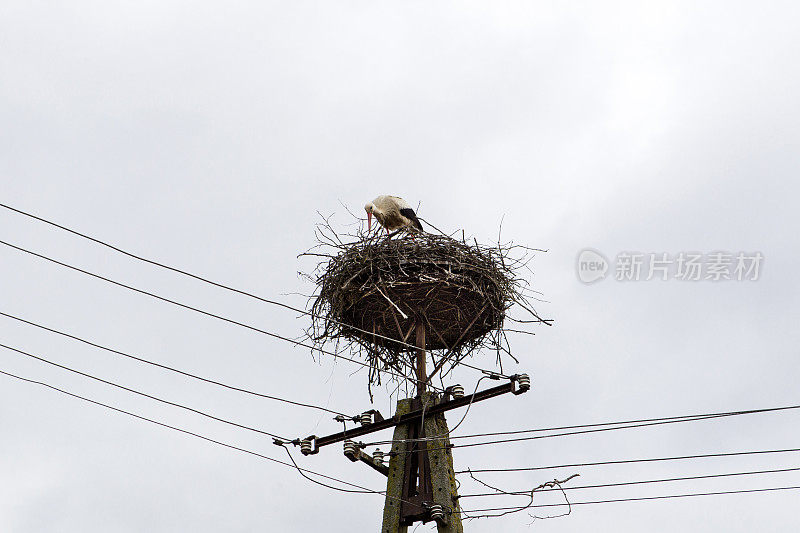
[364,195,423,233]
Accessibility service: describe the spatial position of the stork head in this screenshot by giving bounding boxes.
[364,202,375,231]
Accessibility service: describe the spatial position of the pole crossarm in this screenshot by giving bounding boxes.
[299,374,529,455]
[343,445,390,476]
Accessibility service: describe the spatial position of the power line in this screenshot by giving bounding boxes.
[455,406,800,440]
[0,202,510,380]
[459,486,800,514]
[0,364,430,511]
[366,405,800,446]
[0,238,436,390]
[0,309,350,417]
[275,443,375,494]
[0,203,477,365]
[459,467,800,498]
[0,202,421,351]
[435,407,800,451]
[457,448,800,474]
[0,365,380,495]
[12,353,791,521]
[0,341,290,442]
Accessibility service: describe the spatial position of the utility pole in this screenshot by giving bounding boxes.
[381,318,462,532]
[381,392,462,532]
[298,316,530,532]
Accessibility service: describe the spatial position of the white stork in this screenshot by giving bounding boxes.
[364,195,424,234]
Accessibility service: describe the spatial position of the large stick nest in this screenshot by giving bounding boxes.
[304,220,547,390]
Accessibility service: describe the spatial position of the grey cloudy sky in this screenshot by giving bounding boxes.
[2,1,799,531]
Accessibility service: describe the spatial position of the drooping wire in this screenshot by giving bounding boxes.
[0,341,291,441]
[0,238,439,391]
[274,442,376,494]
[457,447,800,474]
[438,376,487,435]
[0,310,350,417]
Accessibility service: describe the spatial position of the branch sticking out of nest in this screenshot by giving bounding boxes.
[302,216,548,390]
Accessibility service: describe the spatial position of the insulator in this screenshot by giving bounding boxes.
[372,449,384,466]
[360,411,372,426]
[343,439,358,459]
[429,503,445,521]
[450,384,465,399]
[517,373,531,392]
[300,438,314,456]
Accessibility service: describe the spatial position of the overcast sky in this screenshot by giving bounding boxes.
[2,1,799,531]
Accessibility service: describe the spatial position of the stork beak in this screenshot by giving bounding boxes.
[367,212,372,231]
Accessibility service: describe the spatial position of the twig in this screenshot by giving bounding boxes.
[374,285,409,320]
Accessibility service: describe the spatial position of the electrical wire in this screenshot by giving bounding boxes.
[275,442,376,494]
[424,407,800,452]
[459,486,800,513]
[446,405,800,440]
[0,341,291,441]
[370,404,800,446]
[439,376,487,435]
[0,238,439,391]
[0,366,380,494]
[0,202,424,353]
[16,204,796,514]
[457,448,800,474]
[0,202,509,381]
[5,356,796,518]
[459,467,800,497]
[0,364,431,511]
[0,310,351,417]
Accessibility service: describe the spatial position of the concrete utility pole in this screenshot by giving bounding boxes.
[381,394,463,533]
[381,317,462,532]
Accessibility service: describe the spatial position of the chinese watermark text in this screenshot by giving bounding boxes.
[577,250,763,284]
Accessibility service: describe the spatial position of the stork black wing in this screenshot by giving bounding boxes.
[400,208,423,231]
